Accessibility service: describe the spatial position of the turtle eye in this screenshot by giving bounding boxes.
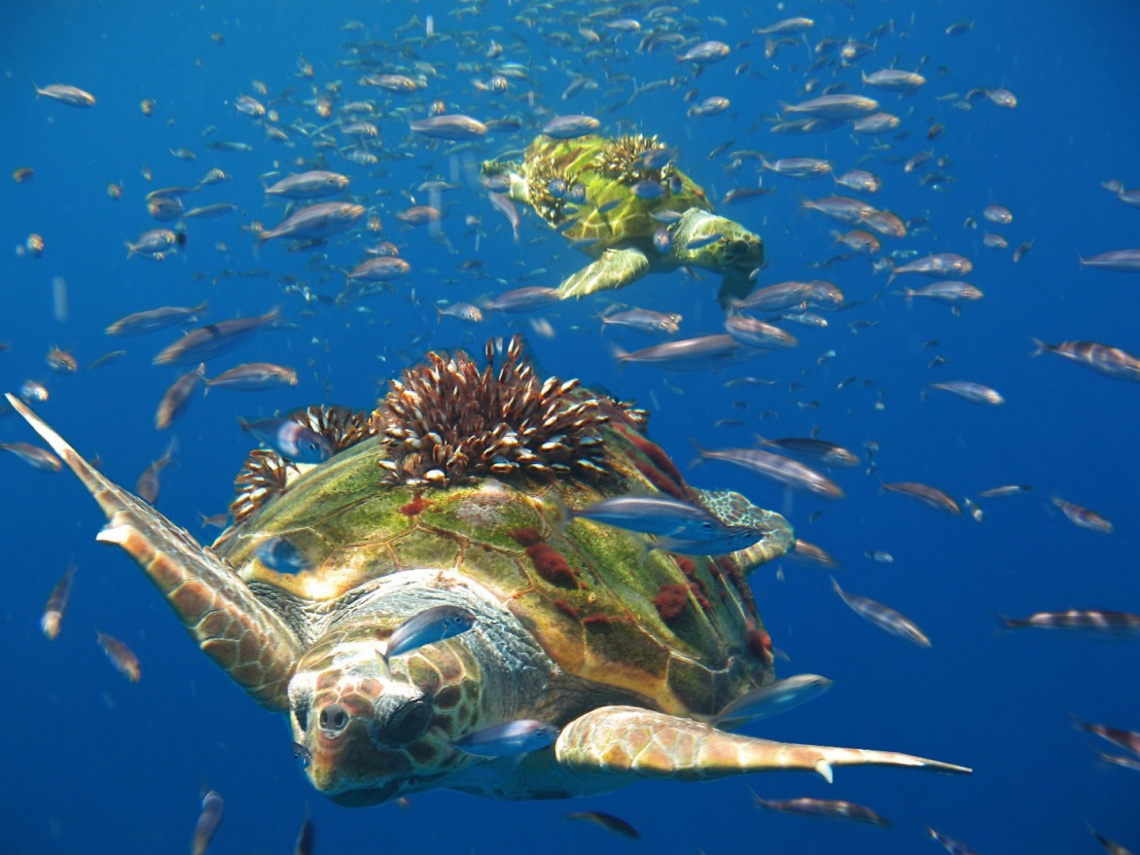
[293,700,311,732]
[375,697,433,746]
[728,239,749,256]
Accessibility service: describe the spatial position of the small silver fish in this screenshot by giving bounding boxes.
[713,674,833,725]
[1,441,62,472]
[41,561,77,640]
[927,825,980,855]
[1053,498,1113,533]
[752,794,891,827]
[191,791,224,855]
[929,380,1005,405]
[832,577,931,647]
[541,114,601,139]
[998,609,1140,634]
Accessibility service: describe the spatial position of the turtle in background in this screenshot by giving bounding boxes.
[482,134,765,306]
[6,337,968,806]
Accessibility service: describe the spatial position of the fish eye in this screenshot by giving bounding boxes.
[293,700,310,732]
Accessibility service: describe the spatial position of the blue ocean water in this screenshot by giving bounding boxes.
[2,1,1138,853]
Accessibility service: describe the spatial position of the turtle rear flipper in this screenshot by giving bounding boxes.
[557,248,651,300]
[556,706,971,784]
[5,393,302,710]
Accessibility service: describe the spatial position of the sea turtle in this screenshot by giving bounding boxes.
[482,134,765,306]
[7,337,968,806]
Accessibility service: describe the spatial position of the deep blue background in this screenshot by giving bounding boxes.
[2,1,1137,853]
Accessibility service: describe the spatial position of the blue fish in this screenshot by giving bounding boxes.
[254,536,309,574]
[546,178,567,199]
[631,180,664,199]
[385,605,476,661]
[452,719,560,757]
[239,415,333,463]
[564,494,769,556]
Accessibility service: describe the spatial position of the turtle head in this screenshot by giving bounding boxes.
[670,209,764,274]
[669,209,763,307]
[287,623,481,806]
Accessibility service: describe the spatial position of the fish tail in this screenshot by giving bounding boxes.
[546,491,573,534]
[193,300,209,314]
[1078,254,1087,268]
[1029,337,1047,357]
[685,437,708,470]
[992,611,1017,632]
[606,341,629,373]
[1068,712,1092,734]
[124,241,136,259]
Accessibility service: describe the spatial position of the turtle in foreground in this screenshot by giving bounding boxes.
[482,134,765,306]
[7,337,968,806]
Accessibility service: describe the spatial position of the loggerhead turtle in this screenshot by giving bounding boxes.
[6,337,967,806]
[482,134,765,306]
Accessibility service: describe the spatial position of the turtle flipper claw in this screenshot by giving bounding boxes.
[556,706,971,783]
[5,393,301,710]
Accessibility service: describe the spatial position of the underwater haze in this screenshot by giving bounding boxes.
[2,0,1138,853]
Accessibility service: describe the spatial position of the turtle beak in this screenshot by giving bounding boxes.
[302,681,437,805]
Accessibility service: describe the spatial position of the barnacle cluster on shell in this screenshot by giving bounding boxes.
[293,404,376,453]
[371,335,613,486]
[231,450,294,525]
[598,134,676,186]
[229,405,375,524]
[525,155,573,227]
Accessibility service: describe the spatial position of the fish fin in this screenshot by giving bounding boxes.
[813,759,834,783]
[606,341,628,374]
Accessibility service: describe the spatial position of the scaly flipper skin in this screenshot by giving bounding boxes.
[555,706,971,783]
[556,248,651,300]
[5,393,302,710]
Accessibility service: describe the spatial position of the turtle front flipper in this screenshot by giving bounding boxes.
[717,267,757,309]
[556,248,651,299]
[555,706,970,784]
[5,394,302,710]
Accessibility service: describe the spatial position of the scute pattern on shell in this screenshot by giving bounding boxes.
[370,335,614,486]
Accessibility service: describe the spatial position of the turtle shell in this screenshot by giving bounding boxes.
[520,134,713,252]
[213,342,792,719]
